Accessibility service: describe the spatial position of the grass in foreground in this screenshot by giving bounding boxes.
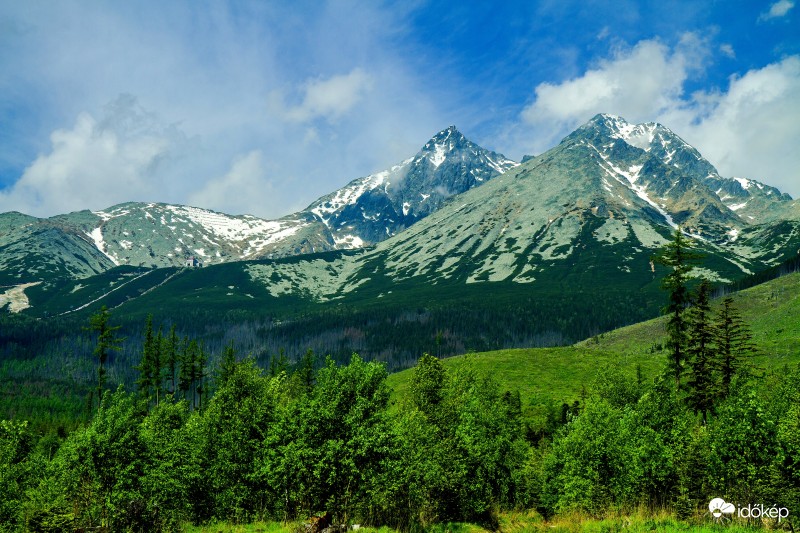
[184,510,787,532]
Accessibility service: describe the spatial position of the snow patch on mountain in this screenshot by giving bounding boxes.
[86,227,120,266]
[333,234,365,249]
[242,223,304,256]
[431,143,447,167]
[163,205,291,241]
[594,148,678,230]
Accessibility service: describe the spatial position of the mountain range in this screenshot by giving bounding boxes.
[0,126,516,286]
[2,114,799,363]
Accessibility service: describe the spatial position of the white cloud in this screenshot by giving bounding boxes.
[672,56,800,194]
[512,36,800,198]
[280,68,374,124]
[188,150,275,216]
[0,95,189,216]
[759,0,795,21]
[719,43,735,58]
[0,3,446,219]
[518,36,705,152]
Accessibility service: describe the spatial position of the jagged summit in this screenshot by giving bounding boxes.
[2,117,797,295]
[563,113,795,227]
[302,126,517,246]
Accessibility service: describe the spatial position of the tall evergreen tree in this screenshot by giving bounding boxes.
[269,348,289,377]
[87,306,123,412]
[194,343,208,411]
[713,296,756,399]
[653,228,703,390]
[163,325,179,399]
[178,337,194,405]
[686,279,715,424]
[152,326,163,405]
[294,348,316,396]
[216,342,238,389]
[135,315,156,403]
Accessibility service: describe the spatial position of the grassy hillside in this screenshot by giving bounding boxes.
[386,271,800,412]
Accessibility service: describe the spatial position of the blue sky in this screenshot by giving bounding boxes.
[1,0,798,218]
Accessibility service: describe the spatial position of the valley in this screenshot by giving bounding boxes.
[1,115,799,531]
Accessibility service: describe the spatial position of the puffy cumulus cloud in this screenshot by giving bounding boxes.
[512,36,800,198]
[276,68,375,124]
[0,95,191,217]
[667,56,800,195]
[188,150,277,216]
[759,0,795,21]
[519,35,707,152]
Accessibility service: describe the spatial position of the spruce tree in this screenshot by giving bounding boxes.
[87,306,123,412]
[295,348,316,395]
[163,325,179,398]
[686,279,715,423]
[653,227,703,391]
[194,342,208,411]
[216,342,238,388]
[178,337,194,404]
[152,326,163,406]
[713,296,756,399]
[135,315,156,403]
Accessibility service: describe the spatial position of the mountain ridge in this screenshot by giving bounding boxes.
[3,115,799,334]
[0,126,517,285]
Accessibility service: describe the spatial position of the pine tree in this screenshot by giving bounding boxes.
[163,325,179,399]
[216,342,238,388]
[686,279,715,424]
[135,315,156,403]
[294,348,316,395]
[178,337,194,404]
[194,342,208,411]
[152,326,163,406]
[713,296,757,399]
[652,227,703,391]
[86,306,123,412]
[269,348,289,377]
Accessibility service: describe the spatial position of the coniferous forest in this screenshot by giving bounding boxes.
[1,231,800,532]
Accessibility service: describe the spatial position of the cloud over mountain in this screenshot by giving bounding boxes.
[511,36,800,198]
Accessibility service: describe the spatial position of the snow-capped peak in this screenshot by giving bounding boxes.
[594,114,660,151]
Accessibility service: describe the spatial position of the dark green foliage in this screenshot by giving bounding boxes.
[2,280,797,531]
[652,228,703,390]
[0,419,37,531]
[163,324,179,397]
[686,280,715,423]
[135,315,164,407]
[201,357,277,522]
[215,341,238,388]
[394,357,528,529]
[713,296,756,400]
[86,306,124,411]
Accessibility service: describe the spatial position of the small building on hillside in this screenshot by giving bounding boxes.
[185,256,203,268]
